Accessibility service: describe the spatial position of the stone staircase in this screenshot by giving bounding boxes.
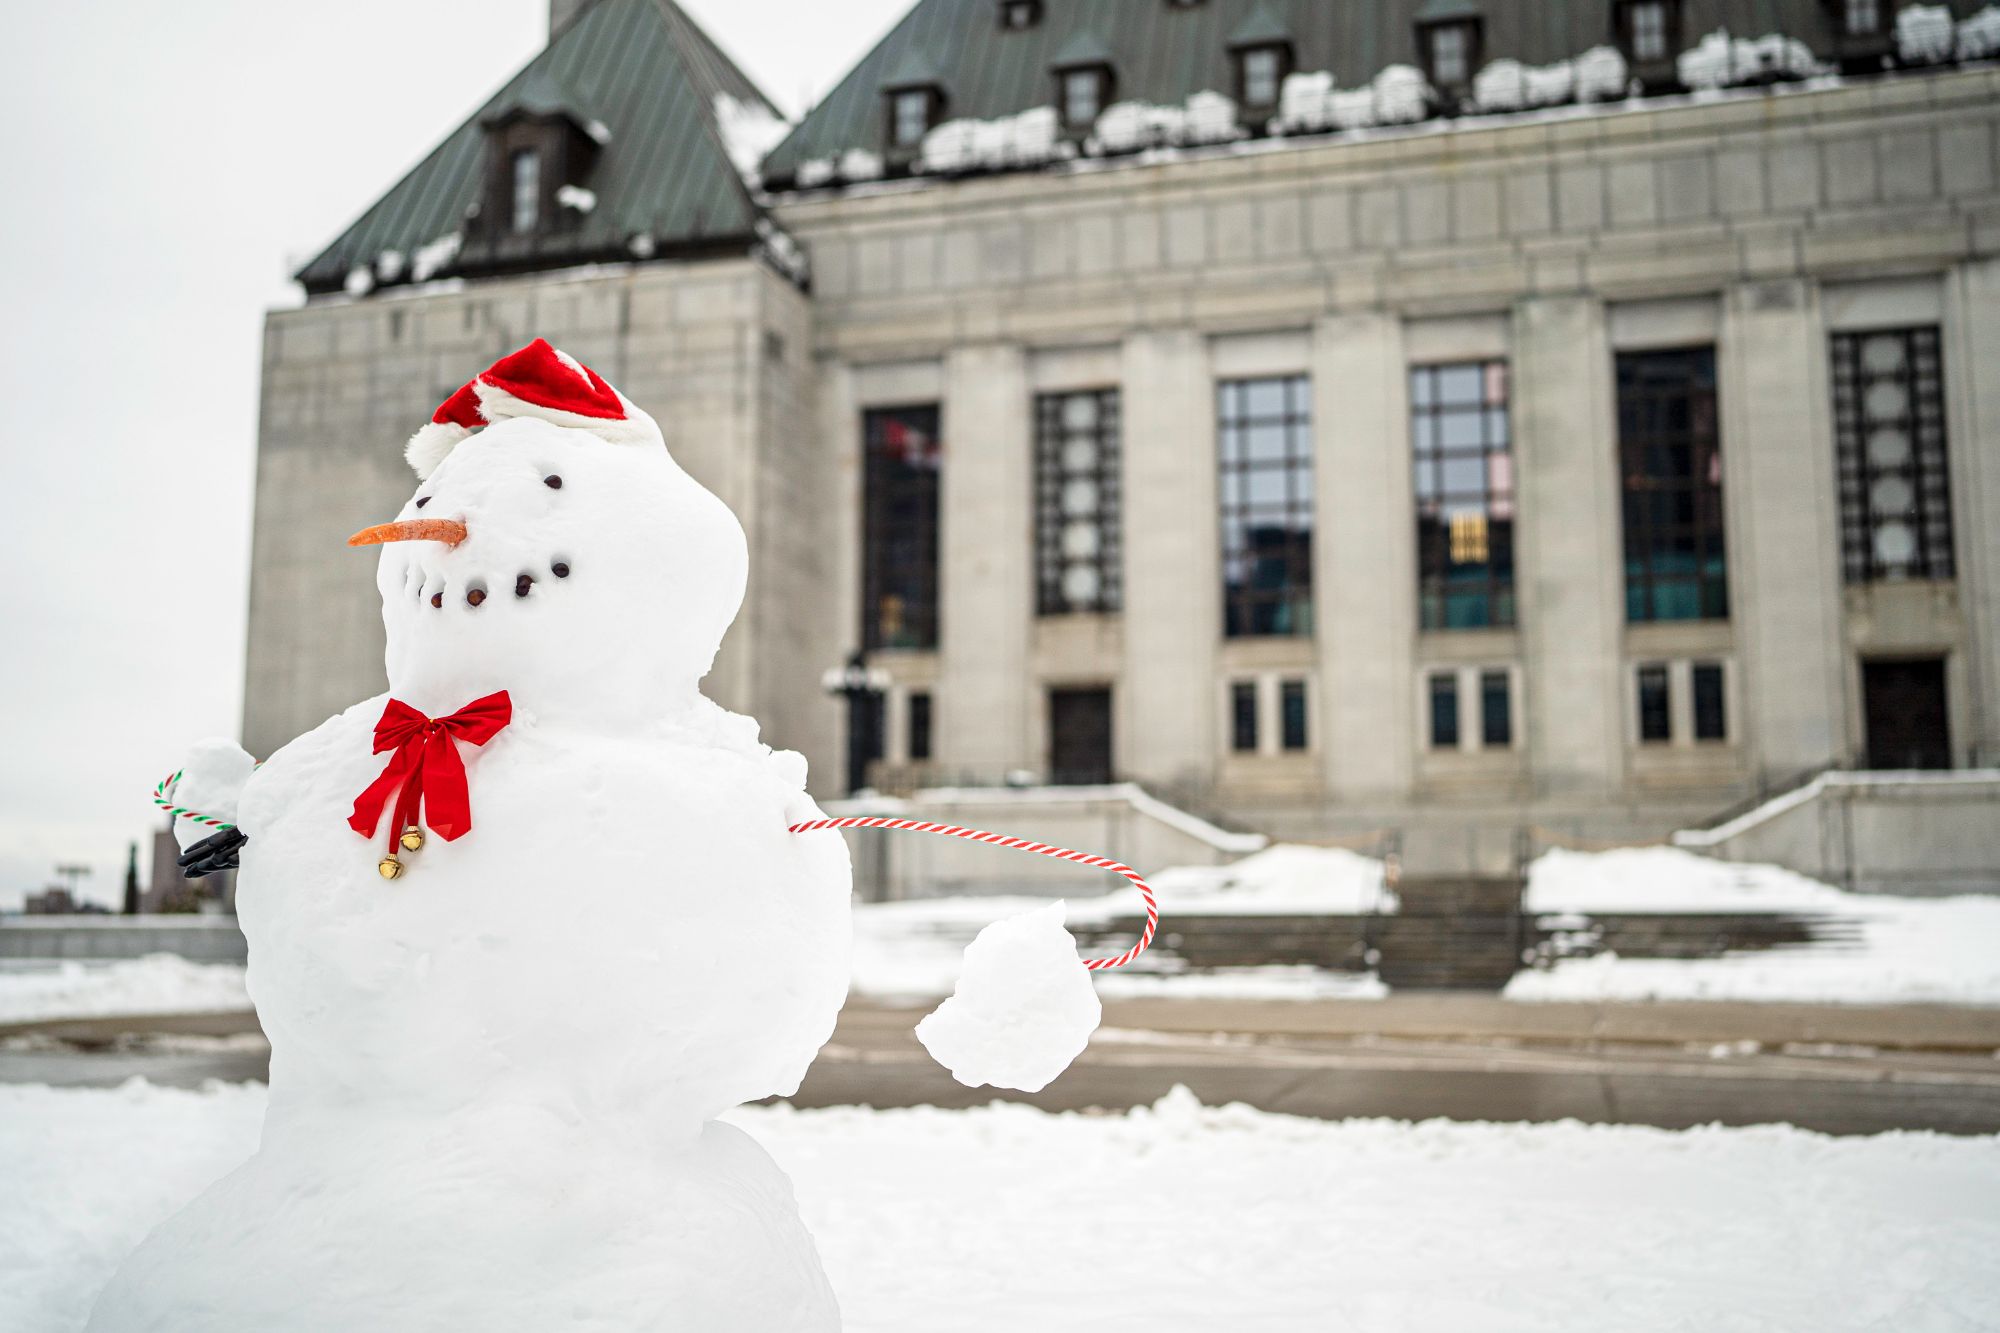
[1373,877,1525,991]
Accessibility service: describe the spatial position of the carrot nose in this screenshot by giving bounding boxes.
[347,519,468,549]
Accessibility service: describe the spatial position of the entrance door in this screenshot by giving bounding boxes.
[1862,658,1951,770]
[1049,687,1114,785]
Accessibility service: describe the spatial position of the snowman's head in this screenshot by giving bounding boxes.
[350,341,746,726]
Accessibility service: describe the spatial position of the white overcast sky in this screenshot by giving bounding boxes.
[0,0,909,909]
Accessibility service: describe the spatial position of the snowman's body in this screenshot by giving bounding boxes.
[90,359,851,1331]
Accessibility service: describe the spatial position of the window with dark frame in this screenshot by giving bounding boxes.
[1059,66,1107,129]
[1691,663,1726,742]
[1617,347,1728,623]
[1637,664,1671,742]
[1619,0,1676,63]
[1236,45,1287,108]
[1842,0,1883,35]
[999,0,1041,30]
[1035,389,1122,615]
[509,148,541,233]
[1480,670,1512,748]
[1231,681,1259,753]
[1218,376,1314,638]
[1424,21,1480,89]
[1429,674,1460,749]
[862,405,941,651]
[1831,326,1955,584]
[1280,679,1309,752]
[907,691,933,761]
[888,88,934,149]
[1411,361,1514,630]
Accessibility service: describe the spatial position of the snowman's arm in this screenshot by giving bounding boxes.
[166,738,259,854]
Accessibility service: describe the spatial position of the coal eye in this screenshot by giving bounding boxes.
[544,475,562,490]
[414,496,430,508]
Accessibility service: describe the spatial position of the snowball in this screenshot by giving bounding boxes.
[169,739,256,852]
[915,902,1101,1093]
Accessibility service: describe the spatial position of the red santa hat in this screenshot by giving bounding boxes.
[406,338,660,478]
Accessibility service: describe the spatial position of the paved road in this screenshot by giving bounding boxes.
[7,1000,1998,1135]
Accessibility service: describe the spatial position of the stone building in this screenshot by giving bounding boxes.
[247,0,2000,871]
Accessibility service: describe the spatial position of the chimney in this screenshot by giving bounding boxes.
[550,0,592,37]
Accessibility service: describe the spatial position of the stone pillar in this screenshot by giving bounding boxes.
[938,343,1033,773]
[1719,279,1848,776]
[1944,258,2000,765]
[1511,295,1625,796]
[1313,311,1416,799]
[1120,330,1218,786]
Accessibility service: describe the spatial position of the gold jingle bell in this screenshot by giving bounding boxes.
[399,826,425,852]
[377,856,404,880]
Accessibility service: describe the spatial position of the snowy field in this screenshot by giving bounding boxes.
[3,1080,1995,1333]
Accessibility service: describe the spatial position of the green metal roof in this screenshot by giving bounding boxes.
[761,0,1990,185]
[296,0,776,296]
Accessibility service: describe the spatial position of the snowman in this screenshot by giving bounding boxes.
[92,341,1108,1331]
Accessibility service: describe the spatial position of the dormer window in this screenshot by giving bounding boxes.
[1236,45,1288,109]
[1617,0,1678,64]
[509,149,541,233]
[889,87,936,149]
[1841,0,1883,34]
[999,0,1041,29]
[1060,66,1108,128]
[1422,20,1482,90]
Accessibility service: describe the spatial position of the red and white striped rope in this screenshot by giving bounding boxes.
[152,771,237,832]
[788,816,1158,970]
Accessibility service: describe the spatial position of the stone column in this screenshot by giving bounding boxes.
[939,343,1033,773]
[1719,278,1848,776]
[1511,295,1625,796]
[1313,310,1416,799]
[1944,258,2000,765]
[1120,329,1218,787]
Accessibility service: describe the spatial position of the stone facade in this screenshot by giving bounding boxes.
[246,69,2000,867]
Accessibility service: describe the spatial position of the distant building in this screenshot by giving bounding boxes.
[246,0,2000,868]
[23,887,109,916]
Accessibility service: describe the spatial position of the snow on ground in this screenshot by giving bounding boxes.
[1513,846,2000,1006]
[3,1080,1996,1333]
[1132,842,1395,916]
[0,956,248,1026]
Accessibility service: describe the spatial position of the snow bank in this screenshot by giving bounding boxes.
[1902,3,2000,61]
[1128,842,1396,916]
[1515,847,2000,1006]
[1276,65,1432,135]
[1525,846,1852,914]
[794,147,883,187]
[919,106,1068,173]
[0,956,249,1026]
[1678,29,1828,91]
[409,231,461,283]
[1090,90,1246,154]
[8,1080,1998,1333]
[1473,47,1628,111]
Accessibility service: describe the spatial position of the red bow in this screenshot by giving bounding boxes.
[348,691,512,850]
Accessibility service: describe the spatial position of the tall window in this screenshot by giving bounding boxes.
[1618,347,1727,622]
[862,406,941,650]
[1280,679,1309,752]
[1636,664,1671,742]
[889,89,934,149]
[1832,327,1954,583]
[907,691,933,761]
[1219,376,1314,638]
[1480,670,1512,748]
[1230,681,1258,752]
[509,148,541,233]
[1621,0,1674,62]
[1692,663,1726,741]
[1237,46,1285,108]
[1412,362,1514,630]
[1035,389,1122,614]
[1059,68,1107,128]
[1429,673,1460,749]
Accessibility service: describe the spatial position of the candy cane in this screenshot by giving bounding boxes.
[788,816,1157,970]
[152,771,237,832]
